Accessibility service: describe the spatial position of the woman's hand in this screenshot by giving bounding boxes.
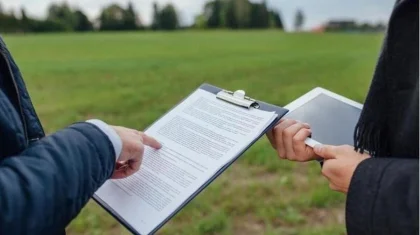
[314,144,371,194]
[267,119,318,162]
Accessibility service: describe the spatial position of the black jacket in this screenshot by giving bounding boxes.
[0,37,116,234]
[346,1,419,234]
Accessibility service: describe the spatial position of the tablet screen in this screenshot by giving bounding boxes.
[285,93,362,146]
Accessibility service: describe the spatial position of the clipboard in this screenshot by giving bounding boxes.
[93,83,289,235]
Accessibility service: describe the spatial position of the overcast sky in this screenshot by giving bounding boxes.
[1,0,396,31]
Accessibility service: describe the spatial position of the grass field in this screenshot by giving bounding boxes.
[4,30,384,235]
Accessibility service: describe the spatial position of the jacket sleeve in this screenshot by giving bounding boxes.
[0,122,116,234]
[346,158,419,235]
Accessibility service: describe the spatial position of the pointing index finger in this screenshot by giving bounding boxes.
[140,133,162,149]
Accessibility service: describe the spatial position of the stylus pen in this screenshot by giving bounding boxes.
[304,137,320,148]
[305,137,325,163]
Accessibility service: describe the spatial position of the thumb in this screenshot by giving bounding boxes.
[314,144,337,159]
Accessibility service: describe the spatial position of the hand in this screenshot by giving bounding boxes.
[314,144,371,194]
[110,126,161,179]
[267,119,317,162]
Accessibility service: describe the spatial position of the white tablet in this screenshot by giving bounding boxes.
[284,87,363,148]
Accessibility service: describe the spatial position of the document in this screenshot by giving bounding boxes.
[95,89,278,235]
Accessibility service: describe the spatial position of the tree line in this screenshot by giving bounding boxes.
[0,0,287,33]
[194,0,284,29]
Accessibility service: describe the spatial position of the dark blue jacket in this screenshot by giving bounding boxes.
[0,38,116,234]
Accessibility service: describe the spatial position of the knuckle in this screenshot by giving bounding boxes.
[283,129,292,138]
[274,127,283,137]
[286,153,296,161]
[289,119,298,125]
[136,131,144,138]
[273,125,281,132]
[139,132,147,140]
[292,136,301,144]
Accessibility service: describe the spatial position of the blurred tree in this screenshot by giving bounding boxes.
[225,0,251,29]
[151,2,160,30]
[205,0,223,28]
[0,8,21,33]
[0,0,288,33]
[20,7,30,32]
[21,8,28,23]
[294,9,305,31]
[159,4,178,30]
[235,0,251,28]
[47,2,76,31]
[74,10,93,31]
[269,10,284,30]
[31,19,70,32]
[8,8,15,19]
[99,4,126,31]
[249,1,270,28]
[194,14,207,29]
[225,0,237,29]
[123,2,139,30]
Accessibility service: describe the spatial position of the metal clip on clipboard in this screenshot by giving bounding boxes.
[216,89,260,109]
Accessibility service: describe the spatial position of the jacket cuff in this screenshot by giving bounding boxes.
[86,119,122,161]
[345,157,395,235]
[69,122,117,179]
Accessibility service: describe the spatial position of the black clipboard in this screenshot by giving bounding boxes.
[93,83,289,235]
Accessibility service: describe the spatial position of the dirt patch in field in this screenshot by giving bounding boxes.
[232,215,266,235]
[303,206,345,226]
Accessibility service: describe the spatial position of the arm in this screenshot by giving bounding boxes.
[0,122,116,234]
[346,158,419,235]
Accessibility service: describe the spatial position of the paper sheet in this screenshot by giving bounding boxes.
[95,89,277,234]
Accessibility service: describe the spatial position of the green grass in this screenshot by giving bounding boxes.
[3,30,384,235]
